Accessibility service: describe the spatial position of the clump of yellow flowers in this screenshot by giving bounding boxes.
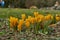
[9,16,18,29]
[9,12,60,34]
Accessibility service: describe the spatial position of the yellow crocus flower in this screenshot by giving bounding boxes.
[25,21,30,28]
[21,14,26,20]
[17,25,22,31]
[30,17,35,24]
[56,16,60,21]
[25,19,30,22]
[34,15,38,22]
[34,11,39,17]
[39,15,44,21]
[17,19,24,31]
[28,16,32,22]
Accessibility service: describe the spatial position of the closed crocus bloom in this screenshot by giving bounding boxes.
[51,16,53,19]
[48,14,52,19]
[25,21,30,28]
[21,14,26,20]
[13,17,18,27]
[19,19,24,25]
[30,17,35,24]
[10,16,13,21]
[14,18,18,26]
[45,14,52,20]
[17,19,24,31]
[45,16,49,20]
[56,16,60,21]
[27,16,32,22]
[28,16,32,20]
[34,11,39,17]
[39,15,44,21]
[35,17,38,22]
[10,16,14,23]
[38,19,41,22]
[25,19,30,22]
[17,25,22,31]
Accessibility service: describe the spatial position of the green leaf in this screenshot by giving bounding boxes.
[0,32,4,35]
[42,20,52,34]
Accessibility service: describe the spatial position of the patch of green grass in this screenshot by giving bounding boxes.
[0,8,60,18]
[0,30,6,36]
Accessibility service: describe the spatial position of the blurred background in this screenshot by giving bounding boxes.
[0,0,60,9]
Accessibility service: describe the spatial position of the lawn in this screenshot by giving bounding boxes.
[0,8,60,18]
